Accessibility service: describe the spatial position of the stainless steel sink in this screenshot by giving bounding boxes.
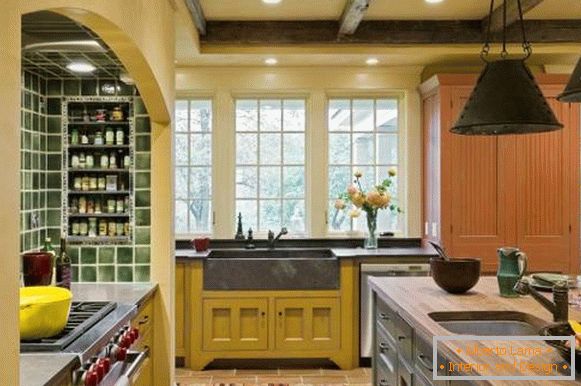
[208,248,335,259]
[429,311,548,336]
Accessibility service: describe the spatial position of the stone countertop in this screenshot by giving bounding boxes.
[369,276,581,385]
[20,282,157,386]
[176,246,437,261]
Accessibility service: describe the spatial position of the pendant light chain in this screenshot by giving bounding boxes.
[501,0,508,58]
[517,0,533,58]
[481,0,495,61]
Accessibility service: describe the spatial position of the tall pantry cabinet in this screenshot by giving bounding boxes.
[420,74,580,274]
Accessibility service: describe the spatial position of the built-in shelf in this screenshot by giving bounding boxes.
[68,213,130,218]
[68,145,130,150]
[68,190,131,195]
[67,236,131,244]
[68,168,131,173]
[68,121,130,126]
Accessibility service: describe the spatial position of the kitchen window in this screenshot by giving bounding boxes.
[235,99,306,233]
[327,98,401,233]
[174,99,213,234]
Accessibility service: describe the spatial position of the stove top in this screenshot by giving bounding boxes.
[20,301,116,352]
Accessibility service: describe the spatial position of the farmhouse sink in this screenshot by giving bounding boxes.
[429,311,548,336]
[203,248,339,290]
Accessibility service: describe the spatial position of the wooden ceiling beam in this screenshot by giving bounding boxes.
[483,0,545,33]
[203,20,581,45]
[338,0,373,36]
[184,0,207,35]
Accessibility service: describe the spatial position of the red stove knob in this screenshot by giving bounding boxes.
[84,370,98,386]
[95,361,105,381]
[130,327,139,341]
[116,347,127,361]
[98,357,111,373]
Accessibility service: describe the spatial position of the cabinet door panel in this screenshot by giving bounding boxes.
[447,89,514,271]
[175,263,185,356]
[275,297,340,351]
[515,96,578,273]
[203,298,268,351]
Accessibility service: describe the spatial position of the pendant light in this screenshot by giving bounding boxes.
[451,0,563,135]
[558,58,581,102]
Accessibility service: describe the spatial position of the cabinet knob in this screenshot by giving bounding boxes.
[379,342,389,353]
[398,335,406,341]
[379,312,390,321]
[379,380,389,386]
[261,311,266,316]
[278,312,283,316]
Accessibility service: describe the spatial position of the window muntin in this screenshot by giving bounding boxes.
[327,98,400,233]
[174,99,213,234]
[235,99,306,233]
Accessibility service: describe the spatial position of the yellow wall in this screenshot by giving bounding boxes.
[0,1,175,384]
[175,66,423,238]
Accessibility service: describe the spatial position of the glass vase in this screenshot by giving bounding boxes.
[365,210,378,249]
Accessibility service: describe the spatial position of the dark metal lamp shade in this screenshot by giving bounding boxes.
[558,58,581,103]
[451,59,563,135]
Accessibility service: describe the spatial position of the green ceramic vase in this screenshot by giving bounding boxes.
[497,247,528,297]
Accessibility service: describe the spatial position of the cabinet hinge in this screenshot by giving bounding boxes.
[212,211,216,226]
[450,224,453,234]
[324,211,328,225]
[569,224,572,233]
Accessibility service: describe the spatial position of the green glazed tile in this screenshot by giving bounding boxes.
[134,265,150,282]
[47,191,61,208]
[33,114,40,132]
[135,227,150,245]
[33,95,39,112]
[24,92,31,110]
[32,173,40,190]
[24,72,32,89]
[47,79,62,95]
[40,78,47,95]
[81,248,97,264]
[47,135,61,152]
[117,266,133,282]
[69,247,79,265]
[99,247,115,264]
[32,133,40,151]
[47,154,61,170]
[72,266,79,282]
[81,266,97,282]
[136,135,151,152]
[135,172,151,189]
[117,247,133,264]
[98,265,115,282]
[134,97,147,115]
[63,80,80,96]
[47,117,61,134]
[117,82,133,96]
[46,209,60,227]
[81,79,98,96]
[47,228,60,242]
[135,117,151,133]
[135,209,150,226]
[135,190,151,207]
[135,247,151,264]
[135,154,151,170]
[47,172,61,189]
[47,98,61,115]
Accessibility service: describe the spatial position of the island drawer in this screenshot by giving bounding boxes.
[393,313,413,364]
[397,355,413,386]
[414,334,446,386]
[376,352,397,386]
[376,323,397,379]
[376,296,397,341]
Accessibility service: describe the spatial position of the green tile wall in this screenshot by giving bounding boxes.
[20,73,151,283]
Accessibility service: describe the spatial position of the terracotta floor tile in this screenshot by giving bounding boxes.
[300,376,348,384]
[256,376,302,384]
[188,369,237,376]
[237,369,280,375]
[278,368,323,376]
[212,376,258,384]
[321,368,368,377]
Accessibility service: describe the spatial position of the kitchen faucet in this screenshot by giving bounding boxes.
[513,278,569,322]
[268,227,288,249]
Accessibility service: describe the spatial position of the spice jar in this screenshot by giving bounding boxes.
[95,109,107,122]
[89,177,98,191]
[94,130,104,146]
[78,196,87,214]
[71,154,80,169]
[88,218,97,237]
[123,155,131,169]
[111,107,124,121]
[98,220,108,236]
[70,129,79,145]
[116,198,125,213]
[79,220,88,236]
[105,127,114,145]
[124,222,130,236]
[80,131,89,145]
[98,177,106,191]
[116,222,124,236]
[86,154,94,169]
[73,177,82,190]
[107,199,116,213]
[115,128,124,145]
[95,200,102,214]
[108,222,116,237]
[100,154,109,169]
[79,152,86,169]
[81,176,90,191]
[70,198,79,214]
[87,198,95,214]
[71,221,80,236]
[109,152,117,169]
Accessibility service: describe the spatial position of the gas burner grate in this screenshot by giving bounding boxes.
[20,301,116,352]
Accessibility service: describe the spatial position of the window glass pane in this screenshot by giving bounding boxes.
[353,133,374,165]
[283,100,305,131]
[175,134,189,166]
[236,100,258,131]
[260,133,281,164]
[353,99,374,132]
[329,133,351,165]
[236,166,257,198]
[377,99,398,132]
[328,200,349,231]
[259,167,281,198]
[283,133,304,165]
[190,133,211,165]
[174,99,213,234]
[175,100,188,132]
[236,200,257,231]
[377,133,398,165]
[328,99,350,132]
[260,200,282,230]
[284,199,305,231]
[190,100,212,132]
[236,133,258,164]
[328,166,351,199]
[260,99,282,131]
[283,166,304,198]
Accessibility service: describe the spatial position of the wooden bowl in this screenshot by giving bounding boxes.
[430,257,481,294]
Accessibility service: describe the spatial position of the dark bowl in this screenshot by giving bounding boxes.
[540,323,581,373]
[430,257,481,294]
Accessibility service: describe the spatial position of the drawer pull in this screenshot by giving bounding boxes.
[138,315,150,325]
[379,380,390,386]
[417,353,434,371]
[379,312,390,321]
[379,342,390,353]
[397,335,406,341]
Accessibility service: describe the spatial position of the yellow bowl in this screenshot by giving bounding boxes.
[20,286,72,340]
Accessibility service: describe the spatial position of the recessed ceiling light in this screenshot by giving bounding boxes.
[425,0,444,3]
[262,0,282,4]
[66,62,96,73]
[264,58,278,65]
[366,57,379,66]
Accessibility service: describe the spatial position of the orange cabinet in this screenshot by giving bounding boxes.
[421,74,579,274]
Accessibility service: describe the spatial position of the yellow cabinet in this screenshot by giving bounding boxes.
[275,297,340,351]
[175,263,186,357]
[203,298,268,351]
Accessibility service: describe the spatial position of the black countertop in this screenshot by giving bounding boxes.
[20,283,157,386]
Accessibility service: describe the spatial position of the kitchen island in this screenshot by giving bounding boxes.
[369,276,581,385]
[20,282,157,386]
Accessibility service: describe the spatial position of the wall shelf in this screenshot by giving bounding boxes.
[68,190,131,195]
[68,169,131,173]
[68,145,131,150]
[68,213,130,218]
[68,121,130,126]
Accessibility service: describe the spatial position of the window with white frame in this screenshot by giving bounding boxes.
[327,98,401,233]
[174,99,213,234]
[235,99,306,233]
